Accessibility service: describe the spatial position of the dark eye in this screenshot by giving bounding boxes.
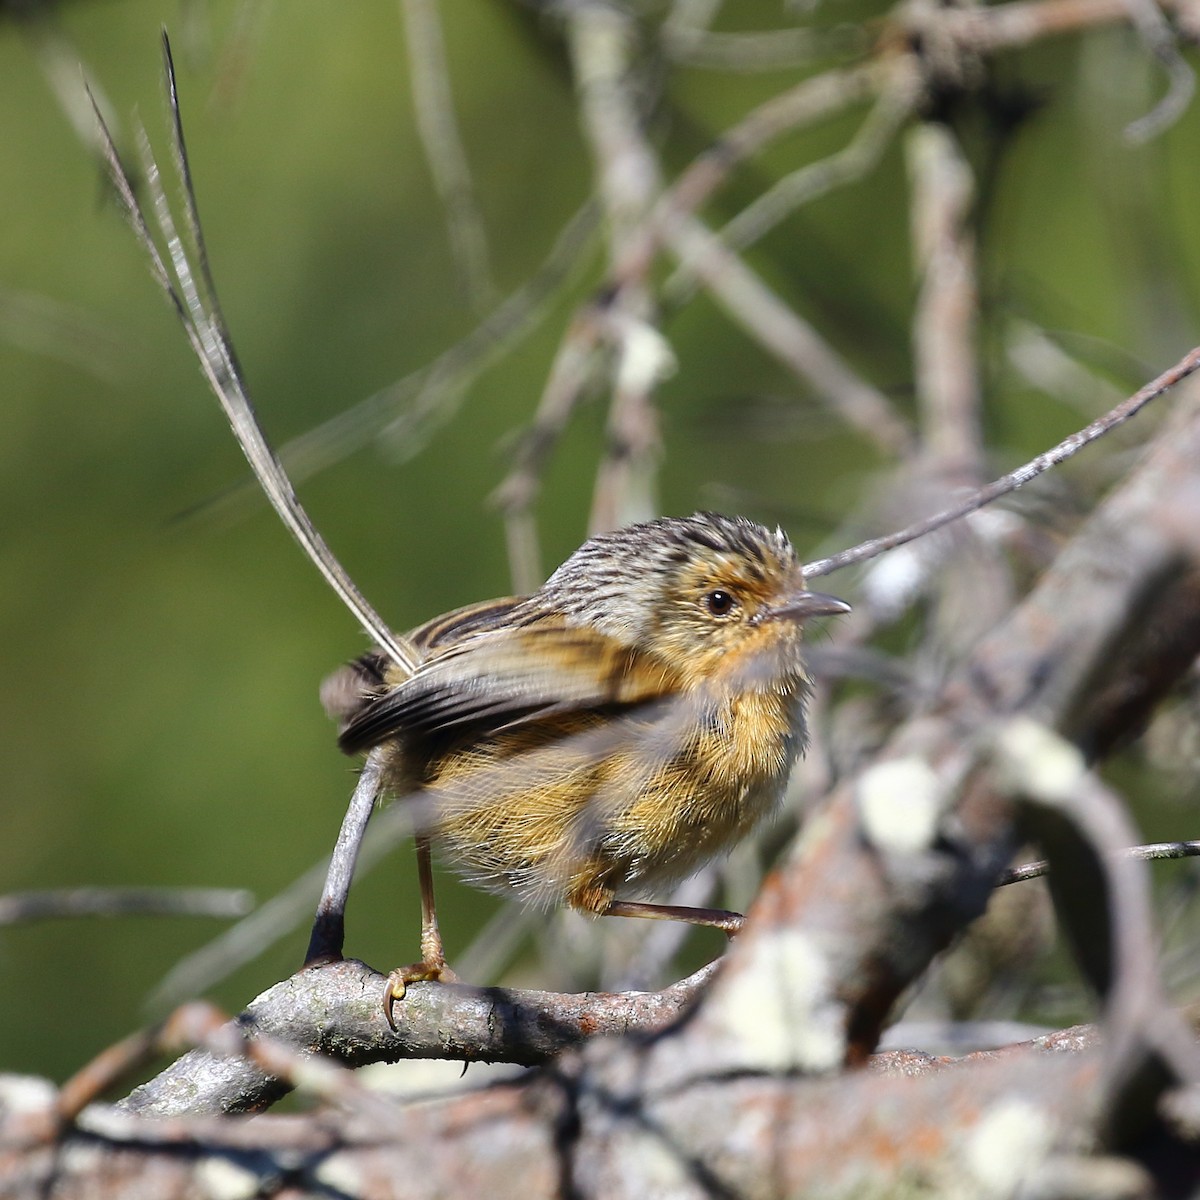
[703,589,737,617]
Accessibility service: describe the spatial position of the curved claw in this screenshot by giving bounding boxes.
[380,960,456,1031]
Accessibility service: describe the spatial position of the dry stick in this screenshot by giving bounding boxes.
[0,888,253,925]
[802,343,1200,578]
[492,307,606,592]
[635,61,887,282]
[148,857,334,1014]
[182,200,600,530]
[725,80,917,246]
[623,62,918,462]
[0,284,125,382]
[61,999,392,1125]
[305,755,384,964]
[662,26,830,71]
[401,0,498,310]
[661,0,721,45]
[565,1,668,536]
[1122,0,1196,142]
[894,120,1005,657]
[999,840,1200,886]
[934,0,1174,54]
[124,956,724,1117]
[500,61,906,555]
[147,797,419,1013]
[907,122,983,479]
[89,38,418,677]
[664,214,914,457]
[25,15,117,165]
[993,720,1200,1139]
[36,1041,1150,1195]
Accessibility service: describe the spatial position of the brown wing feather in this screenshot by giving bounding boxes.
[323,596,526,739]
[335,614,681,756]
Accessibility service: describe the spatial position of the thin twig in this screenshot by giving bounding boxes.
[565,1,668,535]
[664,214,914,457]
[125,957,723,1116]
[1120,0,1196,142]
[908,121,982,479]
[702,73,921,267]
[492,305,606,592]
[61,999,391,1124]
[803,343,1200,577]
[601,60,887,322]
[145,796,417,1013]
[0,888,254,926]
[664,27,830,72]
[88,36,418,675]
[181,200,600,529]
[998,840,1200,886]
[401,0,498,309]
[304,755,384,965]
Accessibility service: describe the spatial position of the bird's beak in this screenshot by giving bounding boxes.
[765,590,852,623]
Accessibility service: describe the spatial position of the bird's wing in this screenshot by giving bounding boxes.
[336,618,677,755]
[322,596,526,731]
[408,596,528,654]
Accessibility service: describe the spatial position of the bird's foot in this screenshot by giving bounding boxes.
[381,958,458,1031]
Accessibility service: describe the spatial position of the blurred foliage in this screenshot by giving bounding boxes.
[0,0,1197,1083]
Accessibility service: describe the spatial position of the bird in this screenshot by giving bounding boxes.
[322,512,850,1026]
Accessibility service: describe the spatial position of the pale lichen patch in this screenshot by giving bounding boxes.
[964,1098,1055,1196]
[196,1156,265,1200]
[856,757,944,854]
[713,929,844,1072]
[996,718,1086,803]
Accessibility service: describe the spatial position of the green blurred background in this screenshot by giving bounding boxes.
[1,0,1197,1082]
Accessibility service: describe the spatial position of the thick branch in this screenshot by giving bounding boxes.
[121,957,719,1117]
[6,1033,1168,1199]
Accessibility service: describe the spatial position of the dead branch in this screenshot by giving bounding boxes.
[122,957,720,1117]
[0,887,253,925]
[0,1031,1172,1199]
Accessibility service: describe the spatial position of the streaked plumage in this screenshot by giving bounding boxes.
[324,513,849,1015]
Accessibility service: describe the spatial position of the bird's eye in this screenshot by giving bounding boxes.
[703,589,737,617]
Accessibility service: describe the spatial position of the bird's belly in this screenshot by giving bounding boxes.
[427,688,805,910]
[600,693,801,894]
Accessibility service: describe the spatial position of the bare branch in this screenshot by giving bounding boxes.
[123,957,721,1117]
[664,215,915,457]
[803,344,1200,577]
[999,840,1200,886]
[400,0,498,309]
[1123,0,1196,142]
[993,719,1200,1141]
[89,38,419,675]
[908,121,982,480]
[689,71,921,269]
[564,0,667,534]
[0,888,253,926]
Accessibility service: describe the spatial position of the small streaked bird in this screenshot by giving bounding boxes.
[323,512,849,1025]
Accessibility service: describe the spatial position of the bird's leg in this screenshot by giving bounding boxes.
[602,899,745,937]
[416,835,447,966]
[382,835,458,1030]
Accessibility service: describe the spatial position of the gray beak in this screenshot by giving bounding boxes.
[767,590,852,622]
